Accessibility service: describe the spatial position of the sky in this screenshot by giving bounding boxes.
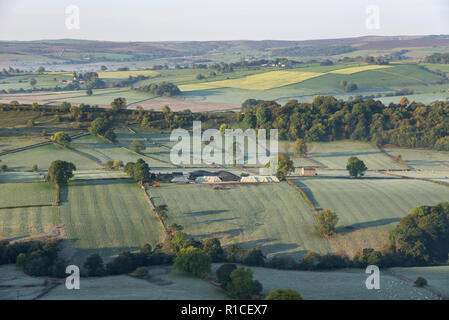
[0,0,448,42]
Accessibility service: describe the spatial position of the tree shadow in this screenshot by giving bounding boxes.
[337,217,401,235]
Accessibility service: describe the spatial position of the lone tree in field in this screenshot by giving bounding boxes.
[29,78,37,87]
[47,160,76,186]
[266,289,303,300]
[293,138,307,157]
[110,97,127,112]
[314,209,339,237]
[130,140,146,153]
[276,153,295,180]
[174,246,211,277]
[346,156,367,178]
[51,132,72,147]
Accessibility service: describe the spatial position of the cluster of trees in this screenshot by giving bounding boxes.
[339,80,358,92]
[216,264,263,299]
[135,82,181,96]
[0,239,66,277]
[423,53,449,64]
[50,132,71,146]
[239,96,449,151]
[72,72,105,89]
[89,117,116,141]
[124,159,152,182]
[338,56,391,65]
[83,243,171,276]
[272,45,356,57]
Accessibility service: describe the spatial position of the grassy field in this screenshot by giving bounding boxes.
[383,146,449,171]
[41,266,227,300]
[0,171,43,183]
[60,180,165,265]
[0,206,60,241]
[150,182,330,258]
[72,170,128,180]
[292,177,449,255]
[0,144,102,170]
[307,140,403,170]
[391,266,449,298]
[210,264,440,300]
[0,182,56,207]
[0,265,48,300]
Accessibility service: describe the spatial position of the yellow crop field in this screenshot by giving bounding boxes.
[97,70,160,79]
[179,70,324,91]
[328,65,392,74]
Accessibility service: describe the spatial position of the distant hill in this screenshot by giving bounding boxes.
[1,35,449,69]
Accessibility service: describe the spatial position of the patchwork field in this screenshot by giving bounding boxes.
[150,182,331,258]
[129,97,237,112]
[179,70,324,91]
[307,140,403,170]
[292,177,449,255]
[60,180,165,265]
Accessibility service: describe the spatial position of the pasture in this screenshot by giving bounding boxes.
[149,182,331,258]
[59,179,165,265]
[328,65,392,74]
[292,177,449,255]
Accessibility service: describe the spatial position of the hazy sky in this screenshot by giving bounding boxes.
[1,0,448,41]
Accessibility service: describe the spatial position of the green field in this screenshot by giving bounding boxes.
[150,182,330,258]
[0,206,60,241]
[211,265,440,300]
[391,266,449,298]
[383,146,449,171]
[0,144,102,170]
[292,177,449,254]
[60,180,165,265]
[0,171,43,183]
[307,140,403,170]
[0,265,48,300]
[0,182,56,207]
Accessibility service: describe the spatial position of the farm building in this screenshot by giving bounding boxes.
[171,176,189,183]
[301,167,317,176]
[156,172,183,182]
[240,176,279,183]
[188,170,240,182]
[195,176,222,183]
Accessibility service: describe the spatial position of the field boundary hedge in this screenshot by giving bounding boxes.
[141,186,168,234]
[374,144,410,170]
[377,171,449,189]
[286,178,319,214]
